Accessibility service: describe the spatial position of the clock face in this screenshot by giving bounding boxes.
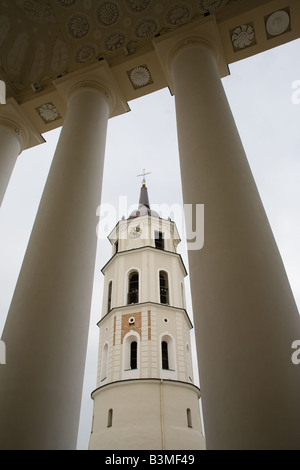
[129,226,142,239]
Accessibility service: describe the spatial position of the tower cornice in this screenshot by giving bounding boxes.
[97,301,193,330]
[91,378,201,400]
[101,245,187,277]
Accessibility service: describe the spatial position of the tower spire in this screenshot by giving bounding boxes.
[129,169,159,219]
[138,183,150,209]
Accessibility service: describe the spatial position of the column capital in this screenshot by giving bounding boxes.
[169,36,218,66]
[0,118,25,151]
[53,60,129,118]
[0,98,44,151]
[153,16,228,94]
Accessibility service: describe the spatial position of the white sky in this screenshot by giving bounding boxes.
[0,38,299,449]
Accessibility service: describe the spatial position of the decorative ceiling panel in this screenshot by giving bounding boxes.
[0,0,238,96]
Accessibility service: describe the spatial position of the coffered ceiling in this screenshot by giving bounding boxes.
[0,0,299,142]
[0,0,238,96]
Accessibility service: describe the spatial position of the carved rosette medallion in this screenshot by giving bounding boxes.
[37,103,61,123]
[128,65,153,89]
[265,10,290,37]
[166,3,191,26]
[125,0,152,13]
[75,44,97,63]
[231,23,256,50]
[103,31,127,51]
[67,13,90,39]
[96,2,120,26]
[15,0,57,23]
[134,17,159,39]
[198,0,229,14]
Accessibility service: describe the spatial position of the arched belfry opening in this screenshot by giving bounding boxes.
[159,271,169,305]
[127,271,139,304]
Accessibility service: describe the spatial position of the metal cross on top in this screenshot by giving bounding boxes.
[137,168,151,187]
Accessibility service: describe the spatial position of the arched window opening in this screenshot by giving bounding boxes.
[107,408,113,428]
[128,271,139,304]
[159,271,169,304]
[107,281,112,312]
[123,333,140,375]
[155,231,164,250]
[160,335,176,375]
[130,341,137,370]
[161,341,169,370]
[187,408,193,428]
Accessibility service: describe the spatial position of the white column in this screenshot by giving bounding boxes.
[0,84,111,449]
[0,121,23,206]
[170,41,300,449]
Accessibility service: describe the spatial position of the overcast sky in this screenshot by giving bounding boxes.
[0,38,299,449]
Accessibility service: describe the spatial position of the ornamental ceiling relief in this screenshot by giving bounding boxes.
[0,0,237,93]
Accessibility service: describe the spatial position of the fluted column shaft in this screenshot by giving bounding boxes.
[0,85,110,449]
[171,41,300,449]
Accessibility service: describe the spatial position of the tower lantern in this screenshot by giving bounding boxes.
[89,180,205,450]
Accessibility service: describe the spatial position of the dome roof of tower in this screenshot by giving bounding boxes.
[128,205,159,219]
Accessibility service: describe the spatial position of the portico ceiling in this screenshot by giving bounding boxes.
[0,0,234,95]
[0,0,299,141]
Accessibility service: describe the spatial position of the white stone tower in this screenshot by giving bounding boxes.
[89,177,205,450]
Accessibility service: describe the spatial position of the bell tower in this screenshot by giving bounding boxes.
[89,177,205,450]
